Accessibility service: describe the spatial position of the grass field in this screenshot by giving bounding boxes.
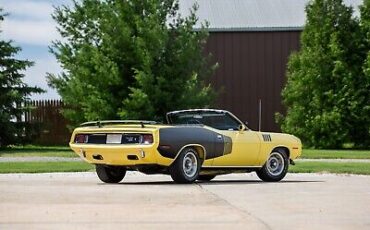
[0,145,77,158]
[301,149,370,159]
[2,146,370,159]
[289,161,370,175]
[0,160,369,175]
[0,162,94,173]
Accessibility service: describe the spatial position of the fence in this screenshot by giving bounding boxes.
[23,100,71,146]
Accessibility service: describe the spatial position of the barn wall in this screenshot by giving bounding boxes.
[205,31,301,132]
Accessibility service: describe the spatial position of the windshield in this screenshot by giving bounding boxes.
[167,111,242,130]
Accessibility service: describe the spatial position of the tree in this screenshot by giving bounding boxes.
[359,0,370,148]
[278,0,368,148]
[0,9,44,147]
[48,0,217,126]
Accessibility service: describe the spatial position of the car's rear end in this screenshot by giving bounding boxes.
[69,121,172,167]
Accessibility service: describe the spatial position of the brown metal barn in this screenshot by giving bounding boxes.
[180,0,362,132]
[205,31,300,132]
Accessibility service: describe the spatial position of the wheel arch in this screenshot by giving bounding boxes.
[271,146,290,159]
[172,144,207,164]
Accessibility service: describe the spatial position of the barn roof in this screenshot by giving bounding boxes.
[178,0,363,32]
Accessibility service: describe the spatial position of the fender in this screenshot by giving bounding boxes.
[157,126,232,160]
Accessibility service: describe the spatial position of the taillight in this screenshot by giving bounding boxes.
[141,134,153,144]
[75,134,87,143]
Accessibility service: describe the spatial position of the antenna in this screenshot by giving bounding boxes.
[258,99,262,131]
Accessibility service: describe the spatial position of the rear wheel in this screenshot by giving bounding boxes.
[256,149,289,182]
[96,165,126,183]
[170,147,200,183]
[197,175,216,181]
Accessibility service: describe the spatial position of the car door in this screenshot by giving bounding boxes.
[206,113,261,166]
[212,129,261,166]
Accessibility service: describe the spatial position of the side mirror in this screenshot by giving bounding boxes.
[238,124,245,131]
[243,121,250,131]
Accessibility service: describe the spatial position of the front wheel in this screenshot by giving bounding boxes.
[96,165,126,183]
[256,149,289,182]
[170,147,200,184]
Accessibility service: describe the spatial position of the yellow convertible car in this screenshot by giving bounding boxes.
[70,109,301,183]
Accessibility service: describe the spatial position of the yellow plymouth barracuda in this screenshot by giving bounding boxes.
[70,109,302,183]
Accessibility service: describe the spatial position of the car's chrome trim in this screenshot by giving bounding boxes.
[167,108,228,115]
[166,109,250,130]
[166,109,226,123]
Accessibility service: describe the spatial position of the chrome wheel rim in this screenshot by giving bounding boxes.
[182,151,198,178]
[266,152,284,176]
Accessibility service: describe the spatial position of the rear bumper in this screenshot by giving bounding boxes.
[69,143,173,166]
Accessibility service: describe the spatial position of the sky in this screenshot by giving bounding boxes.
[0,0,72,99]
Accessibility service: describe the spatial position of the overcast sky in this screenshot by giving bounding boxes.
[1,0,72,99]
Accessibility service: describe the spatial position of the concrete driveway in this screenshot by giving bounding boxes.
[0,172,369,230]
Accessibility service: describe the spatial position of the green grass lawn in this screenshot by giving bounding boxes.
[289,161,370,175]
[0,145,77,158]
[0,161,94,173]
[2,145,369,159]
[0,160,369,175]
[301,149,370,159]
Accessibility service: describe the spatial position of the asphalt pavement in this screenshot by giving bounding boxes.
[0,172,369,230]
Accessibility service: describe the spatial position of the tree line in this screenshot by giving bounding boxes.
[279,0,370,148]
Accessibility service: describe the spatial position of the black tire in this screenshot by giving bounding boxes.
[96,165,126,183]
[169,147,201,184]
[256,149,289,182]
[197,175,216,181]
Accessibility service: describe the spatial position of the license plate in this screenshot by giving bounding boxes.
[106,134,122,144]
